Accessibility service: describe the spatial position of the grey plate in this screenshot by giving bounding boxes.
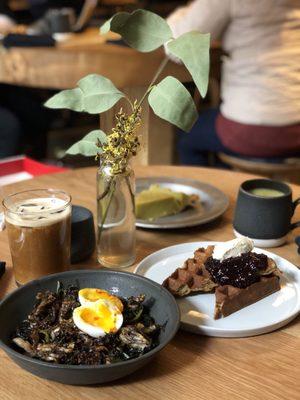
[0,270,180,385]
[136,177,229,229]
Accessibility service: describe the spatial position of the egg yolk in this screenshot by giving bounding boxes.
[79,288,123,312]
[81,289,107,302]
[80,303,118,333]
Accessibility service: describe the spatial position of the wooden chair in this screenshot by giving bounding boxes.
[218,152,300,184]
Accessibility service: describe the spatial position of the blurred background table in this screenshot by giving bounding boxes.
[0,27,222,166]
[0,28,191,90]
[0,165,299,400]
[0,28,192,165]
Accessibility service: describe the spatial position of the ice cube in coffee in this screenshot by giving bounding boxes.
[3,189,71,285]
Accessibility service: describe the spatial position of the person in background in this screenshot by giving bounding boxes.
[0,106,21,158]
[0,3,19,158]
[167,0,300,165]
[0,84,53,158]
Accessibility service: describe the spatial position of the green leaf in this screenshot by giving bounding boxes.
[66,129,107,157]
[45,75,125,114]
[78,74,125,114]
[148,76,198,132]
[45,88,83,112]
[100,9,172,52]
[82,130,108,146]
[100,12,130,34]
[167,32,210,97]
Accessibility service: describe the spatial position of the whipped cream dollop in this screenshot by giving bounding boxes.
[213,238,254,262]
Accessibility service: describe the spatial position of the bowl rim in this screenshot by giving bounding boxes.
[0,269,180,370]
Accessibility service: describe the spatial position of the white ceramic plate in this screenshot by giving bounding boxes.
[135,242,300,337]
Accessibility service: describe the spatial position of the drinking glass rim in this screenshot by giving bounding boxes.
[2,188,72,215]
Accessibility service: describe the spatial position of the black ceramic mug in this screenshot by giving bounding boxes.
[71,205,95,263]
[233,179,300,247]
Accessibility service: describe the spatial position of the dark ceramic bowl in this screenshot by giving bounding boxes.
[0,270,180,385]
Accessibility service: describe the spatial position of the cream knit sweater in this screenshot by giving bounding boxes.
[167,0,300,126]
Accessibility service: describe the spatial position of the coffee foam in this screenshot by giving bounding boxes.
[5,197,71,228]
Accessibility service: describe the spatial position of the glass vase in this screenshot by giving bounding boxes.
[97,165,136,268]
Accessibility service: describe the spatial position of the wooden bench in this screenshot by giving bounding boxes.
[218,152,300,184]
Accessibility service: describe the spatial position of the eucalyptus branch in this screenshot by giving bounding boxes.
[47,10,210,158]
[138,57,169,107]
[97,176,113,201]
[125,96,135,111]
[98,178,117,243]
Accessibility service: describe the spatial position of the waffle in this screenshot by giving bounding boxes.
[259,256,279,276]
[162,245,282,319]
[162,246,217,296]
[214,275,280,319]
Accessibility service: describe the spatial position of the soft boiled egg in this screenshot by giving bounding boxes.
[78,288,123,312]
[73,298,123,338]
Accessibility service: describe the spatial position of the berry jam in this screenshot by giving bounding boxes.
[205,252,268,288]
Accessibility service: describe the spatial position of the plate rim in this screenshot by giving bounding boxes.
[134,241,300,338]
[135,177,229,229]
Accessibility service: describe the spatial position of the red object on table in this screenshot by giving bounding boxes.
[0,156,67,185]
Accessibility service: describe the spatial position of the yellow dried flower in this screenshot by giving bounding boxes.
[101,103,141,174]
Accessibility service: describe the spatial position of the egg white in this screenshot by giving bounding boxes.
[73,299,123,338]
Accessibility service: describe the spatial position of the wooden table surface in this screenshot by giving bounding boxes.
[0,28,190,90]
[1,165,299,400]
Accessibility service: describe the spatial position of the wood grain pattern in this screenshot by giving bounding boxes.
[0,166,299,400]
[0,29,191,90]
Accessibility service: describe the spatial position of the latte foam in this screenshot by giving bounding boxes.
[5,197,71,227]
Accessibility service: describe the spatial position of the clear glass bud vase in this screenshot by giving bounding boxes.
[97,165,136,268]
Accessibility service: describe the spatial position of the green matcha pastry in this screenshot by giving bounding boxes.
[136,185,198,221]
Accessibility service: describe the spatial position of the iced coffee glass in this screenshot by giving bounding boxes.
[3,189,71,285]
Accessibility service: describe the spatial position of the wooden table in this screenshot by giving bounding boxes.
[0,165,300,400]
[0,29,190,90]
